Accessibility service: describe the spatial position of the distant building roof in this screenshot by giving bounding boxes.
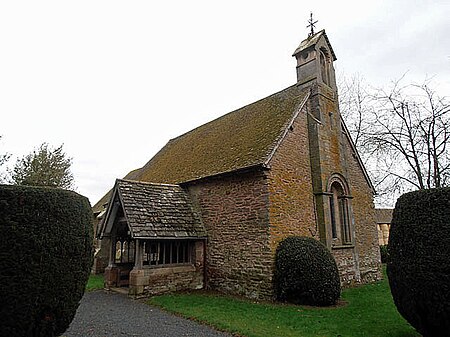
[375,208,394,224]
[100,179,206,239]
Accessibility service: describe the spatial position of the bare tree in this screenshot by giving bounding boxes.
[10,143,75,189]
[369,80,449,189]
[339,76,450,206]
[338,73,375,148]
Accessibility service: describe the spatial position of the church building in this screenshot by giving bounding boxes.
[94,29,382,299]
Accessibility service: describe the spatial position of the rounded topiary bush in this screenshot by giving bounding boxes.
[0,185,93,337]
[275,236,341,306]
[387,188,450,337]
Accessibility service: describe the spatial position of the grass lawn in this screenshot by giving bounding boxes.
[148,268,418,337]
[86,274,104,292]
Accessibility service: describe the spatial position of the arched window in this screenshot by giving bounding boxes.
[328,176,352,245]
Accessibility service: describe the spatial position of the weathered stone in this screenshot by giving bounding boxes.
[104,266,119,289]
[129,269,148,287]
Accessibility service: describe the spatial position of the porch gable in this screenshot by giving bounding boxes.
[99,179,207,240]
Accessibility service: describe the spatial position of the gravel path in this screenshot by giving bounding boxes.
[64,290,232,337]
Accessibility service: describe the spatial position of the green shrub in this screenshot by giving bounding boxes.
[0,185,93,337]
[275,236,341,306]
[387,188,450,337]
[379,245,390,263]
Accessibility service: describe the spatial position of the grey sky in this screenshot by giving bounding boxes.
[1,0,449,204]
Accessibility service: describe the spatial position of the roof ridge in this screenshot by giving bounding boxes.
[292,29,336,61]
[117,178,180,188]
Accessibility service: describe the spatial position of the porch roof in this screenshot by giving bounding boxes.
[101,179,207,239]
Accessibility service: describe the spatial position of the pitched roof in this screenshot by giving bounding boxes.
[101,179,206,239]
[375,208,394,224]
[137,85,309,184]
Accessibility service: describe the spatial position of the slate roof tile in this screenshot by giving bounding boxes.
[116,179,206,239]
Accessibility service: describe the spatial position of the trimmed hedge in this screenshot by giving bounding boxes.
[387,188,450,337]
[275,236,341,306]
[0,185,93,337]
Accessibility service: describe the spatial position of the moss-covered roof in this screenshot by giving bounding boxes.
[138,85,308,184]
[93,84,309,212]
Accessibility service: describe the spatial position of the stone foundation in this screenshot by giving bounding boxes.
[141,264,203,296]
[332,246,360,286]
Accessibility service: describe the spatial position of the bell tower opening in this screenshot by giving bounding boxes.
[319,47,331,86]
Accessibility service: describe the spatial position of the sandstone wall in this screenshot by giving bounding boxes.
[186,171,272,299]
[140,264,203,296]
[267,100,318,251]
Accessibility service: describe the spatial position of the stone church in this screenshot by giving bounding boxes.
[94,29,382,299]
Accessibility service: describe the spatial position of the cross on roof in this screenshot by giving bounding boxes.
[307,12,318,37]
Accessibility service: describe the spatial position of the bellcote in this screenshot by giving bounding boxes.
[292,30,337,91]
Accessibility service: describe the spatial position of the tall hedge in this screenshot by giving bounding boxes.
[387,188,450,337]
[275,236,341,306]
[0,185,93,337]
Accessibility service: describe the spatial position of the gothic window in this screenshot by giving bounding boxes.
[328,176,353,245]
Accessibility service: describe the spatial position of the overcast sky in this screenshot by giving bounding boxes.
[1,0,449,204]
